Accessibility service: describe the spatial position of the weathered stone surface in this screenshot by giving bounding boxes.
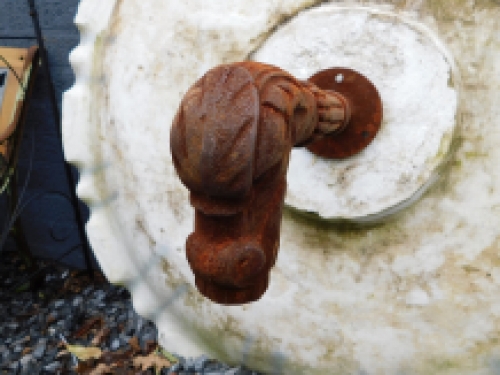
[63,1,500,374]
[253,7,458,219]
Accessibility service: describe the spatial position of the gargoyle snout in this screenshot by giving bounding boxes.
[186,233,266,289]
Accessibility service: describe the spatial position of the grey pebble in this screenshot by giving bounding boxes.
[45,347,58,362]
[125,319,136,335]
[136,316,145,332]
[61,306,72,317]
[1,353,11,365]
[29,327,40,340]
[73,296,83,307]
[94,289,106,301]
[110,338,121,350]
[19,353,33,367]
[194,354,210,371]
[184,357,196,371]
[1,256,266,375]
[169,362,183,372]
[46,311,58,323]
[119,333,131,344]
[9,361,20,371]
[12,336,29,346]
[141,329,157,343]
[173,354,186,364]
[20,364,34,375]
[45,274,57,282]
[117,313,127,322]
[43,361,62,372]
[32,338,47,358]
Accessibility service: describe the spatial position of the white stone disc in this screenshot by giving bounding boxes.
[252,7,459,220]
[63,1,500,374]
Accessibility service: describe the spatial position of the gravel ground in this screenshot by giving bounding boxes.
[0,250,264,375]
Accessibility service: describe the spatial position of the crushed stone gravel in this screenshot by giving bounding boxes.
[0,250,265,375]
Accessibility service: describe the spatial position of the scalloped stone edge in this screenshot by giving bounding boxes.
[61,0,206,357]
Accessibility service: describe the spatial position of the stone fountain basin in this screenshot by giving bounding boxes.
[63,1,500,374]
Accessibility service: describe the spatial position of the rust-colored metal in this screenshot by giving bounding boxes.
[307,68,383,159]
[170,62,381,304]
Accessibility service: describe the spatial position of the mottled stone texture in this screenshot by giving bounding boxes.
[0,0,97,269]
[68,1,500,373]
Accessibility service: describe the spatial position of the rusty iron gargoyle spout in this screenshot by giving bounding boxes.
[170,61,382,304]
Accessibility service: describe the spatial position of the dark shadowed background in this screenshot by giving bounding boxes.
[0,0,99,269]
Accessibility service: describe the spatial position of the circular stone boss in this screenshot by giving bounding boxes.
[62,2,500,375]
[252,7,458,220]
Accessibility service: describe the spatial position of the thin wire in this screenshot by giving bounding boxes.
[0,54,27,93]
[0,51,35,251]
[0,133,36,251]
[9,133,36,225]
[0,153,12,188]
[0,164,13,194]
[0,53,28,185]
[0,191,37,252]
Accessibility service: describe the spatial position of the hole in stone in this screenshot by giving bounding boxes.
[335,73,344,83]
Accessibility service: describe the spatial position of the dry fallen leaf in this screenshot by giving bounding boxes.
[128,336,141,354]
[74,316,104,338]
[46,313,57,325]
[144,341,158,355]
[132,351,171,372]
[66,343,103,361]
[74,349,136,374]
[74,359,98,374]
[21,347,32,355]
[88,362,118,375]
[91,327,111,346]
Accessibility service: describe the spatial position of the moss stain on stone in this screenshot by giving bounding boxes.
[111,1,500,373]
